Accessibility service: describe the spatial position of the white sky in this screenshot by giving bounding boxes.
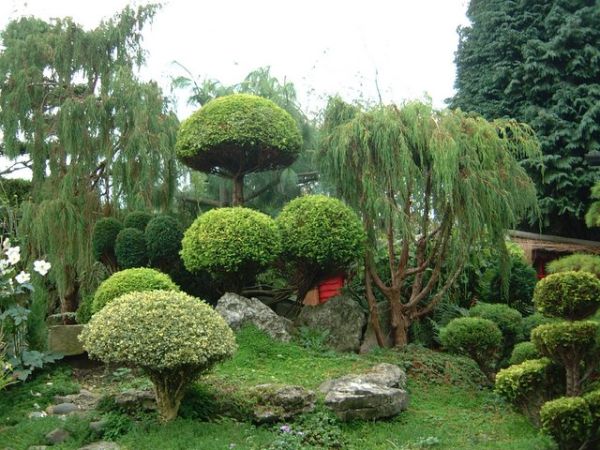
[0,0,470,120]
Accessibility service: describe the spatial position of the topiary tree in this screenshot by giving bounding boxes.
[92,217,123,272]
[176,94,303,206]
[181,207,281,293]
[540,396,592,450]
[115,227,148,269]
[583,390,600,445]
[469,303,524,362]
[439,317,502,378]
[275,195,365,300]
[547,254,600,279]
[532,321,599,397]
[145,214,183,270]
[80,290,236,422]
[123,211,153,231]
[534,272,600,320]
[509,341,541,366]
[92,267,179,314]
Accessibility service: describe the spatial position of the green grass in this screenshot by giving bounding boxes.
[0,326,555,450]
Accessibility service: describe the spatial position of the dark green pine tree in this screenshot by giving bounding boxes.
[451,0,600,238]
[0,5,179,314]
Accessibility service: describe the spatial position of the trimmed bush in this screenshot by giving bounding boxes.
[522,312,557,340]
[276,195,365,272]
[145,214,183,268]
[115,227,148,269]
[547,253,600,278]
[92,267,179,314]
[80,290,236,421]
[76,295,94,324]
[469,302,524,359]
[181,207,281,292]
[509,341,540,365]
[495,358,554,423]
[439,317,502,376]
[123,211,153,231]
[584,389,600,430]
[533,271,600,320]
[92,217,122,264]
[540,396,591,450]
[532,321,599,396]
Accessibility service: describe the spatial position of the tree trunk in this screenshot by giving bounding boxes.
[565,361,582,397]
[150,371,189,422]
[365,269,386,347]
[389,292,410,347]
[232,175,244,206]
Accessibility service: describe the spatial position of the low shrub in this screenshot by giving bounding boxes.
[584,389,600,443]
[123,211,153,231]
[439,317,502,376]
[533,271,600,320]
[145,214,183,268]
[76,294,94,324]
[540,396,591,450]
[509,341,540,366]
[92,217,122,265]
[469,302,524,360]
[115,227,148,269]
[92,267,179,314]
[80,290,237,422]
[547,254,600,278]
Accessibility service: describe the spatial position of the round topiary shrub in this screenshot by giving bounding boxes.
[92,267,179,314]
[439,317,503,377]
[181,207,281,292]
[547,254,600,278]
[115,227,148,269]
[522,312,557,340]
[532,321,599,396]
[533,271,600,320]
[80,290,236,422]
[92,217,123,266]
[145,214,183,268]
[123,211,153,231]
[509,341,540,365]
[540,396,592,450]
[469,302,524,360]
[276,195,365,273]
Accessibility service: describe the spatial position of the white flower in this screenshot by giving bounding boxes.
[33,260,51,276]
[6,246,20,265]
[15,270,30,284]
[2,238,11,250]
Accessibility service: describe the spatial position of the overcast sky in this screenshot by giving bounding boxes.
[0,0,470,119]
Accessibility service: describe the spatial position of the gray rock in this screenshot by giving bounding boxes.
[46,402,78,415]
[216,293,292,342]
[28,411,47,419]
[295,295,367,352]
[54,389,100,411]
[46,428,70,444]
[89,420,108,433]
[114,388,156,411]
[319,363,406,393]
[78,442,120,450]
[252,384,316,423]
[360,302,394,353]
[47,324,85,356]
[324,382,408,421]
[27,446,49,450]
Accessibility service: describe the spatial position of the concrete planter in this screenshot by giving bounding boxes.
[47,324,85,356]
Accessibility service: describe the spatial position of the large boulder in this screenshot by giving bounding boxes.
[251,384,316,423]
[320,364,409,421]
[216,293,292,342]
[295,295,366,352]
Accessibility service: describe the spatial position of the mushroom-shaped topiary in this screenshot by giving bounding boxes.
[80,290,236,422]
[123,211,153,231]
[540,396,592,450]
[533,271,600,320]
[92,217,123,271]
[469,302,524,360]
[176,94,302,205]
[92,267,179,314]
[145,214,183,269]
[181,207,281,292]
[115,227,148,269]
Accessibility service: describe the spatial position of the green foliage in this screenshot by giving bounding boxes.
[522,313,557,340]
[81,290,237,421]
[469,302,524,360]
[145,214,183,267]
[115,227,148,269]
[0,178,31,206]
[541,396,592,450]
[583,389,600,437]
[123,211,153,231]
[181,207,281,291]
[548,254,600,278]
[509,342,541,366]
[534,271,600,320]
[276,195,365,273]
[92,267,179,314]
[531,321,599,361]
[451,0,600,238]
[439,317,502,375]
[75,295,94,324]
[92,217,123,262]
[176,94,302,175]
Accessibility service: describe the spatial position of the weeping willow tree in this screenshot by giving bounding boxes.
[319,98,540,347]
[0,5,179,315]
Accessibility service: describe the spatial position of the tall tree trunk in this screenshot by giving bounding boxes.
[565,361,581,397]
[389,291,410,347]
[232,175,244,206]
[365,268,386,347]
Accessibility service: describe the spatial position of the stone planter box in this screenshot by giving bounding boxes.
[48,324,85,356]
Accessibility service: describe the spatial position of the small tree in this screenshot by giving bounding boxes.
[319,98,540,347]
[176,94,302,206]
[81,290,236,421]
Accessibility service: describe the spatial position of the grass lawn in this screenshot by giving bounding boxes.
[0,327,555,449]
